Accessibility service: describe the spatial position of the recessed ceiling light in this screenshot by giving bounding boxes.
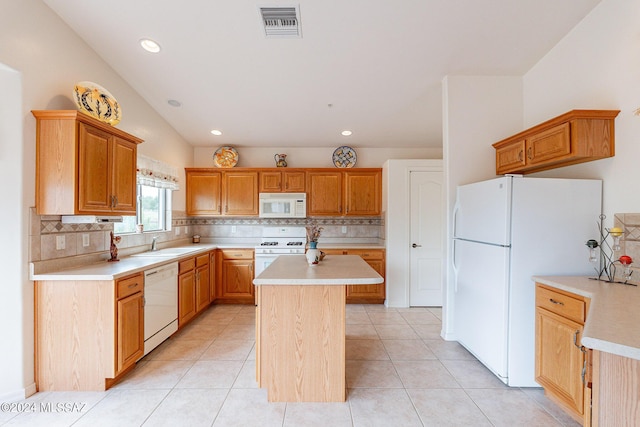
[341,130,352,136]
[140,38,161,53]
[167,99,181,107]
[211,130,223,136]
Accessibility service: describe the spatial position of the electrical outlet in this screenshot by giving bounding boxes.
[341,226,348,234]
[82,233,90,247]
[56,235,65,250]
[231,225,237,233]
[175,227,180,236]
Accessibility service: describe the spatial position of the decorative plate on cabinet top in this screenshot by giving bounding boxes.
[213,146,239,168]
[73,81,122,126]
[332,146,357,168]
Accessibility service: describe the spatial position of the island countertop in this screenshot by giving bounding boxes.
[253,255,383,286]
[533,275,640,361]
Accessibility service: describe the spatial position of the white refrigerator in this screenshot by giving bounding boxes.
[452,176,601,387]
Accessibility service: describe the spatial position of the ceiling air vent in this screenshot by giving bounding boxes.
[259,6,302,38]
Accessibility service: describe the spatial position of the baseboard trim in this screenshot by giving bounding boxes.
[0,382,36,402]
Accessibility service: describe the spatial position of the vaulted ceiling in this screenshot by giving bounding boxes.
[43,0,602,148]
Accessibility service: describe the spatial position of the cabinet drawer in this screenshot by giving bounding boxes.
[221,249,254,260]
[196,254,209,267]
[117,273,144,299]
[348,249,384,260]
[179,257,196,273]
[536,285,585,323]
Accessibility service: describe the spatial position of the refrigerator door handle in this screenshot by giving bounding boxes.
[452,239,459,293]
[452,202,459,238]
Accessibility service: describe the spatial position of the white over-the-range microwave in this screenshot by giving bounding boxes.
[259,193,306,218]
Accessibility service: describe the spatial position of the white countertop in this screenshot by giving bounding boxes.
[533,276,640,361]
[31,244,219,280]
[253,255,383,285]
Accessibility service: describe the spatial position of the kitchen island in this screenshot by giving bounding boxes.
[253,255,383,402]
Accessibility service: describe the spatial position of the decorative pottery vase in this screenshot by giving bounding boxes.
[306,241,319,265]
[274,153,288,167]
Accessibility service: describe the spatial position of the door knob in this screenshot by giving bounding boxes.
[412,243,421,248]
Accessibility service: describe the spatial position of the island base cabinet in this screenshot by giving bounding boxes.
[592,350,640,427]
[256,284,346,402]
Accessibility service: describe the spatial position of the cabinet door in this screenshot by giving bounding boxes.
[178,271,197,326]
[495,139,526,175]
[346,250,385,302]
[116,291,144,374]
[344,171,381,216]
[283,171,306,192]
[259,171,283,192]
[307,172,343,216]
[526,122,571,166]
[186,170,222,216]
[78,123,112,213]
[223,171,259,215]
[535,307,585,418]
[220,259,254,301]
[111,137,137,214]
[196,264,210,312]
[209,251,217,303]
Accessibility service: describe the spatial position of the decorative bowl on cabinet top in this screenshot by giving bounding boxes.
[73,81,122,126]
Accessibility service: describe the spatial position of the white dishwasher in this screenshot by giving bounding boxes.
[144,262,178,355]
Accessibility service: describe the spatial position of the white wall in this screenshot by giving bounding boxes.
[0,64,28,401]
[523,0,640,226]
[0,0,193,399]
[442,76,523,338]
[193,146,441,168]
[383,159,443,308]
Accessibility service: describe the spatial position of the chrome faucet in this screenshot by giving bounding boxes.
[151,236,158,251]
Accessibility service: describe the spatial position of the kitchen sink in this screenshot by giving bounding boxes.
[130,247,202,257]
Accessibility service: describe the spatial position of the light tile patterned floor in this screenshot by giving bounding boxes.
[1,304,581,427]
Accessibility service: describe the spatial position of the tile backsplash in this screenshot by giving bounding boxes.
[613,213,640,284]
[29,208,383,271]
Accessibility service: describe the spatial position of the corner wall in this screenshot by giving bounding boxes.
[0,0,193,399]
[523,0,640,225]
[442,76,523,339]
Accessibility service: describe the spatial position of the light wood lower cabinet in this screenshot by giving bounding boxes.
[216,249,255,304]
[35,272,144,391]
[195,254,211,312]
[179,253,214,327]
[321,248,385,303]
[535,283,590,424]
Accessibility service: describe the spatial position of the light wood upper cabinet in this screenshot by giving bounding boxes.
[186,169,222,216]
[186,169,259,216]
[345,171,381,216]
[307,171,343,216]
[307,169,382,217]
[223,171,259,215]
[33,110,142,215]
[260,170,306,192]
[186,167,381,217]
[493,110,619,175]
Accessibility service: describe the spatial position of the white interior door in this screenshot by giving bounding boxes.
[409,171,443,306]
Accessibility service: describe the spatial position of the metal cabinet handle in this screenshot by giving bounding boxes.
[527,147,533,160]
[114,195,118,207]
[128,283,138,288]
[549,298,564,306]
[517,150,523,162]
[412,243,421,248]
[573,330,581,349]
